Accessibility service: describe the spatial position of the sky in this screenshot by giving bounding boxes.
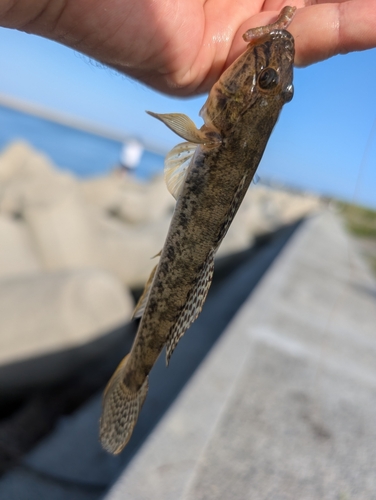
[0,26,375,208]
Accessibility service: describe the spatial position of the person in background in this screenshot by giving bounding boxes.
[0,1,375,98]
[119,139,144,175]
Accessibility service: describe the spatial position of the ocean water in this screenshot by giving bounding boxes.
[0,104,165,179]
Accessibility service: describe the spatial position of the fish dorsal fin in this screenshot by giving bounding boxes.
[164,141,197,199]
[132,264,158,319]
[147,111,208,144]
[165,249,215,364]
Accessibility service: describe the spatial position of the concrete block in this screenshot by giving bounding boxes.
[0,269,133,369]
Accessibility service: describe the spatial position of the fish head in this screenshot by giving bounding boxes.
[200,29,294,135]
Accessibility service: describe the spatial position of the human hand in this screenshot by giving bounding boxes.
[1,0,375,96]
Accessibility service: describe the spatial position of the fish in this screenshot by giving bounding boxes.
[100,6,296,454]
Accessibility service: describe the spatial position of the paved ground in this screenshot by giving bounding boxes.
[1,211,375,500]
[0,218,296,499]
[105,211,376,500]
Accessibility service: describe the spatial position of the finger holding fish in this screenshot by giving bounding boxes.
[229,1,376,71]
[243,6,297,42]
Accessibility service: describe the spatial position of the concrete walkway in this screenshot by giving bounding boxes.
[1,211,375,500]
[0,217,295,499]
[105,211,376,500]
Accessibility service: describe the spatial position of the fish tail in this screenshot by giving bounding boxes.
[100,354,148,454]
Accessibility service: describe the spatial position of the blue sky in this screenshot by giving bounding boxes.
[0,27,375,208]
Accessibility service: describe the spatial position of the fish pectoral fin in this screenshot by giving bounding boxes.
[165,250,215,364]
[100,354,149,454]
[164,141,197,199]
[132,264,158,319]
[147,111,219,145]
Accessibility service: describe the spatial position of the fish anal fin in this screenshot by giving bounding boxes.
[166,250,215,364]
[151,249,162,259]
[132,264,157,319]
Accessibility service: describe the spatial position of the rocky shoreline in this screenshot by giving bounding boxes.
[0,140,320,384]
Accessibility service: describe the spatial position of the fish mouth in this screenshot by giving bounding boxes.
[269,29,295,62]
[267,29,294,102]
[269,29,294,44]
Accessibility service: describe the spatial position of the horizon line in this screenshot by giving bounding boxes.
[0,92,167,156]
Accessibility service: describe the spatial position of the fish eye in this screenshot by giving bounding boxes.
[258,68,279,90]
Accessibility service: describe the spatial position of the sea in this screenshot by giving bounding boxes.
[0,103,165,180]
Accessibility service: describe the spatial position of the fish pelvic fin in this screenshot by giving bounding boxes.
[164,141,197,200]
[100,354,149,454]
[166,250,215,364]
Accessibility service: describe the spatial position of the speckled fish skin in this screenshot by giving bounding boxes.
[100,10,295,455]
